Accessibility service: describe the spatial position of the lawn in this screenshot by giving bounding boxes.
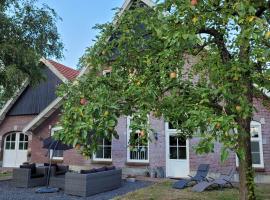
[0,172,12,178]
[115,181,270,200]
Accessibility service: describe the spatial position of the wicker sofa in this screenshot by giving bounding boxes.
[65,168,122,197]
[13,164,48,188]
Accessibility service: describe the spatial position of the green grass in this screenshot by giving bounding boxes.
[0,172,12,178]
[114,181,270,200]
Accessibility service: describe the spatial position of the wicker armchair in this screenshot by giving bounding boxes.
[49,165,69,189]
[13,167,48,188]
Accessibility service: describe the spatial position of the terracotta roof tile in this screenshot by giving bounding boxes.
[48,60,80,81]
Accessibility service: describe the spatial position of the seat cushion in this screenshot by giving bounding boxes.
[55,170,67,176]
[106,166,116,171]
[80,168,96,174]
[44,163,59,171]
[95,167,106,172]
[31,173,44,178]
[20,163,36,174]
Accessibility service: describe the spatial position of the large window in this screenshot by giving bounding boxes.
[93,138,112,161]
[127,117,149,163]
[50,127,64,160]
[250,121,264,168]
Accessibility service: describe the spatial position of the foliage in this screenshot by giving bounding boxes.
[0,0,63,100]
[57,1,270,198]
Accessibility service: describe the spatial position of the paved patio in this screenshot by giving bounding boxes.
[0,179,152,200]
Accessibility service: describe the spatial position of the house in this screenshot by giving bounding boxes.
[0,0,270,183]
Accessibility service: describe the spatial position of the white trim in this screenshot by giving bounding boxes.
[0,80,29,124]
[117,0,155,22]
[50,126,64,160]
[92,138,112,162]
[40,58,68,83]
[126,116,149,163]
[23,97,62,133]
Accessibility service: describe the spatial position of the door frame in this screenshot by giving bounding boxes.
[165,122,190,178]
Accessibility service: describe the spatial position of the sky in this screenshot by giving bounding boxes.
[39,0,124,69]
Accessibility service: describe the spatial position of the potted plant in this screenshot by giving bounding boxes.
[126,174,136,182]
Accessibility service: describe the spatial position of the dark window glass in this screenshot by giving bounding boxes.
[104,147,112,159]
[10,142,15,150]
[170,147,177,159]
[178,147,187,159]
[5,142,10,150]
[178,138,186,146]
[19,142,24,150]
[11,134,16,141]
[252,153,261,164]
[169,136,177,146]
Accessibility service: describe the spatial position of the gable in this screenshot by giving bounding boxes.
[7,66,62,116]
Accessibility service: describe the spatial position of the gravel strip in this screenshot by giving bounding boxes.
[0,180,152,200]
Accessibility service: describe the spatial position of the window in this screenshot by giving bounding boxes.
[250,121,264,168]
[5,133,16,150]
[93,138,112,161]
[236,121,264,168]
[18,133,28,150]
[127,117,149,163]
[50,127,64,160]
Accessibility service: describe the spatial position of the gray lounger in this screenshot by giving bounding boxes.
[192,168,235,192]
[49,165,69,189]
[65,168,122,197]
[173,164,209,189]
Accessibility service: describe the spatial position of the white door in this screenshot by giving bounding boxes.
[166,123,189,178]
[3,132,28,168]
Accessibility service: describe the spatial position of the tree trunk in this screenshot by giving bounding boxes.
[238,117,256,200]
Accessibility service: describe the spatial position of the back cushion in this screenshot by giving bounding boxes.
[80,168,96,174]
[20,163,36,174]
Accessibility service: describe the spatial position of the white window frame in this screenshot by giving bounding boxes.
[236,121,264,168]
[250,121,264,168]
[126,116,149,163]
[93,138,112,162]
[50,127,64,160]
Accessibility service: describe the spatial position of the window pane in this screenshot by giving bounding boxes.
[252,152,261,165]
[6,135,10,142]
[95,147,103,159]
[24,142,28,150]
[104,147,111,159]
[10,142,15,150]
[19,142,24,150]
[178,147,187,159]
[170,147,177,159]
[11,134,16,141]
[178,138,186,146]
[251,126,259,138]
[5,142,10,150]
[251,141,260,152]
[25,135,28,142]
[168,122,175,129]
[104,139,111,146]
[169,136,177,146]
[19,133,24,141]
[53,150,63,157]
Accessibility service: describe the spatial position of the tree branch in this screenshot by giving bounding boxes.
[198,28,231,63]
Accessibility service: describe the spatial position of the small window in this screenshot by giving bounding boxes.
[93,138,112,161]
[127,117,149,163]
[50,127,64,160]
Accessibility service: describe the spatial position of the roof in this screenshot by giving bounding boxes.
[0,59,79,125]
[48,60,80,81]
